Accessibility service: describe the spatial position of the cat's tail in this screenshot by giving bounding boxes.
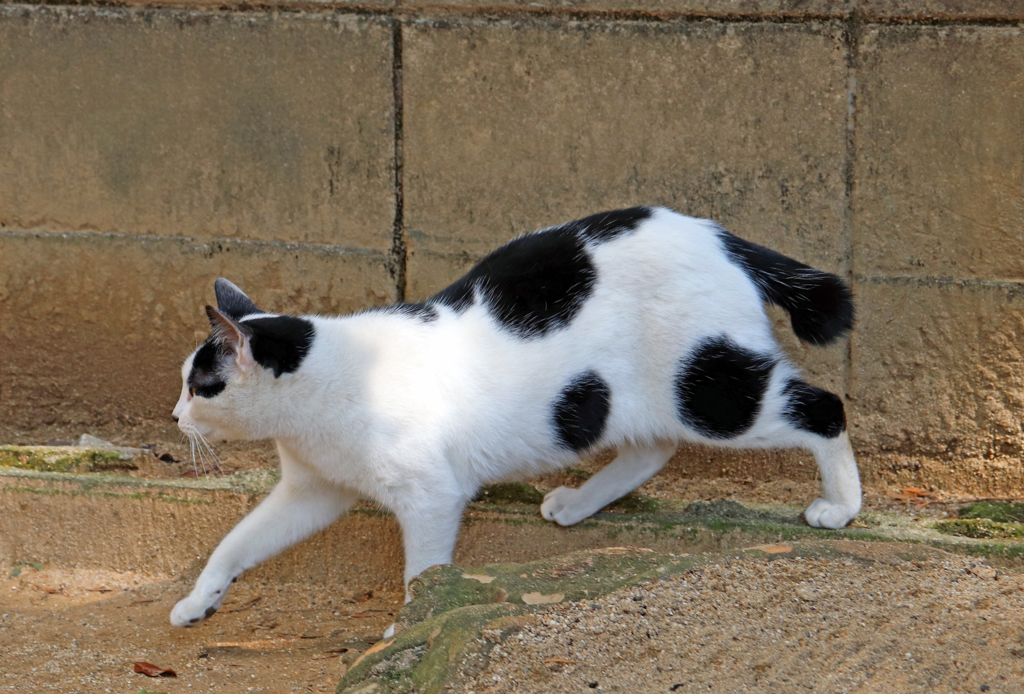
[717,229,854,347]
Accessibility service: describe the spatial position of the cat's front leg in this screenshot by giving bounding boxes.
[381,487,469,638]
[171,479,357,627]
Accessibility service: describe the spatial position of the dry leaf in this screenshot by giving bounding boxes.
[350,639,393,669]
[133,662,177,677]
[545,657,578,665]
[225,596,262,613]
[968,565,997,580]
[522,592,564,605]
[427,626,442,649]
[745,544,792,554]
[462,573,496,584]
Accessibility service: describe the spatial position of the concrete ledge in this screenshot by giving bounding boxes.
[5,468,1023,587]
[9,1,1024,22]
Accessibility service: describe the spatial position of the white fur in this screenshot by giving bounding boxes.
[169,208,861,629]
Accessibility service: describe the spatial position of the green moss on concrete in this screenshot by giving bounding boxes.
[958,501,1024,524]
[473,482,544,506]
[935,518,1024,539]
[0,466,279,498]
[603,490,661,513]
[0,446,131,473]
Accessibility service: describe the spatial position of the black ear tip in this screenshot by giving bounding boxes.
[205,304,220,320]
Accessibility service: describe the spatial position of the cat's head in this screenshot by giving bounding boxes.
[173,279,315,442]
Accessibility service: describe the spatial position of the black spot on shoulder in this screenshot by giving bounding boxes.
[782,380,846,438]
[428,227,597,338]
[553,370,611,452]
[188,341,228,398]
[245,316,315,377]
[675,337,776,439]
[557,206,653,244]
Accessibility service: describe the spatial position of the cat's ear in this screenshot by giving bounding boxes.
[214,278,261,320]
[205,305,257,373]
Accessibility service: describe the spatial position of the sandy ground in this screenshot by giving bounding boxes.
[0,566,399,694]
[2,435,1014,693]
[5,544,1024,693]
[466,549,1024,694]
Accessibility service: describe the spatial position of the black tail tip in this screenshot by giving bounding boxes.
[790,276,855,347]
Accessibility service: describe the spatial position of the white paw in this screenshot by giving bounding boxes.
[804,497,860,529]
[169,587,229,627]
[540,486,589,527]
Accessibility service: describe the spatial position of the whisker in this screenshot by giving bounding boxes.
[197,434,226,475]
[189,437,199,478]
[194,437,209,477]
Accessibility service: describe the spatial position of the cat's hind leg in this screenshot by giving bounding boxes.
[738,376,861,529]
[170,466,357,627]
[779,381,862,528]
[541,441,677,527]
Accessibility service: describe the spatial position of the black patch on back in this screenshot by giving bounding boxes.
[556,207,653,244]
[385,302,440,323]
[431,276,476,314]
[717,229,855,346]
[782,380,846,438]
[245,316,315,378]
[428,227,598,338]
[675,337,776,439]
[188,341,228,398]
[552,370,611,452]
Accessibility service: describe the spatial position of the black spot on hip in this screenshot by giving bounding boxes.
[782,380,846,438]
[675,337,776,439]
[429,226,598,338]
[553,370,611,452]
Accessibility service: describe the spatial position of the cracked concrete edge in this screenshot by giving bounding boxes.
[4,469,1024,562]
[335,540,982,694]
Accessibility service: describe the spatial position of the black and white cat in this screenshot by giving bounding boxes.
[169,206,859,631]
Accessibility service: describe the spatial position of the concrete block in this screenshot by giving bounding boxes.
[0,6,396,249]
[403,19,850,298]
[861,0,1024,21]
[850,279,1024,462]
[0,231,394,439]
[854,26,1024,280]
[402,0,852,18]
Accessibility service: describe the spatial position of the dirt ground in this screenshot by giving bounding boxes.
[2,434,1017,693]
[466,549,1024,694]
[0,566,399,694]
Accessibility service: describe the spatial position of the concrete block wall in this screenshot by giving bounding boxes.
[1,1,1022,493]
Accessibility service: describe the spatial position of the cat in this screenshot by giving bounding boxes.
[169,206,860,632]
